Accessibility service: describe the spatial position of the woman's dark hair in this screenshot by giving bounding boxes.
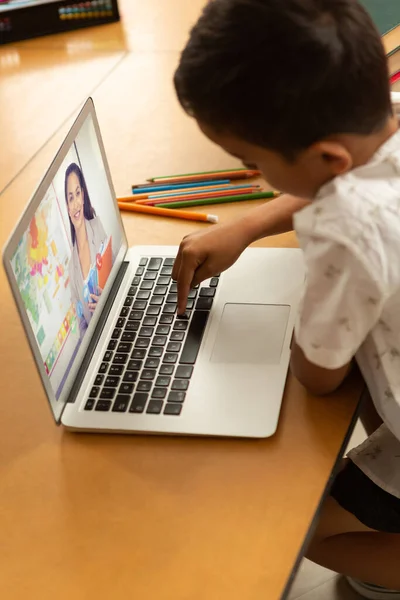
[174,0,392,160]
[64,162,96,245]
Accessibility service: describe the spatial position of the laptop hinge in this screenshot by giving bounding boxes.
[62,260,129,409]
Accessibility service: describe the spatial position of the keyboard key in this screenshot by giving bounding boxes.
[95,400,112,411]
[109,365,123,376]
[166,342,181,353]
[168,391,186,403]
[160,364,174,376]
[132,276,141,286]
[127,286,137,296]
[159,314,174,325]
[196,297,213,310]
[163,257,175,266]
[160,266,173,276]
[100,388,116,399]
[124,296,133,307]
[150,295,164,305]
[155,376,171,387]
[129,393,148,413]
[105,376,120,387]
[162,304,176,315]
[210,277,219,287]
[113,353,128,365]
[127,359,142,370]
[125,321,140,331]
[134,337,150,349]
[200,287,216,298]
[153,336,167,346]
[137,381,152,392]
[170,283,177,293]
[131,349,146,359]
[186,300,194,310]
[148,257,162,271]
[146,400,163,414]
[143,316,157,326]
[112,395,130,413]
[103,350,113,362]
[164,403,182,416]
[175,365,193,379]
[141,369,156,380]
[123,371,138,383]
[146,306,161,316]
[151,388,167,399]
[163,353,178,364]
[136,266,144,276]
[112,328,122,339]
[157,276,170,286]
[89,386,100,398]
[139,327,154,337]
[119,383,134,395]
[133,300,147,311]
[84,398,95,410]
[173,320,188,331]
[170,331,184,342]
[179,310,209,364]
[144,271,157,280]
[172,380,189,391]
[129,310,143,321]
[144,357,160,369]
[148,346,163,357]
[140,280,154,290]
[166,293,177,303]
[177,311,191,320]
[108,339,118,350]
[95,374,104,385]
[117,342,132,353]
[120,307,129,317]
[155,325,170,336]
[121,331,136,342]
[98,362,108,374]
[139,257,148,267]
[137,290,151,300]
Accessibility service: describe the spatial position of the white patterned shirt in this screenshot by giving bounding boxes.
[293,93,400,498]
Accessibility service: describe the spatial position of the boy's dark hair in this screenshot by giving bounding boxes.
[174,0,392,160]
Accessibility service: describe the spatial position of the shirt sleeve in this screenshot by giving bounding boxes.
[295,236,385,370]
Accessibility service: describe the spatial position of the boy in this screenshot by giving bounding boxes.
[172,0,400,596]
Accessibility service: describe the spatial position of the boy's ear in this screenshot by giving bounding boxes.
[310,140,353,175]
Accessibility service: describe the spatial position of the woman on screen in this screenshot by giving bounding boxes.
[65,162,107,335]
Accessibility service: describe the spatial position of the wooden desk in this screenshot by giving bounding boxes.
[0,3,367,599]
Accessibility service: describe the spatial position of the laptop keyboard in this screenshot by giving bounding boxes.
[84,257,219,416]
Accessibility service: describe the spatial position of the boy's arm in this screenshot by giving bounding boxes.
[173,194,309,313]
[291,339,352,396]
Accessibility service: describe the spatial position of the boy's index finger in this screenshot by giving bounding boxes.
[176,263,194,314]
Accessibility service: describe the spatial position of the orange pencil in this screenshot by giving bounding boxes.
[135,187,259,206]
[148,169,261,183]
[118,201,218,223]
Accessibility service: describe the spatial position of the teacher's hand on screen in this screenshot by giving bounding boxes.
[88,286,102,313]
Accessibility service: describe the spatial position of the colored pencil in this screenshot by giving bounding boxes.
[155,191,280,209]
[118,201,218,224]
[147,168,260,182]
[121,184,260,203]
[132,179,231,192]
[135,187,260,206]
[147,169,261,184]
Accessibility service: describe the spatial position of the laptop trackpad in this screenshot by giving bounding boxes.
[210,303,290,364]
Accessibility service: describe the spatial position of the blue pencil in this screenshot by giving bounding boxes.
[132,179,231,194]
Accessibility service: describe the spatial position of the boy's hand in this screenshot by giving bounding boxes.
[172,222,250,314]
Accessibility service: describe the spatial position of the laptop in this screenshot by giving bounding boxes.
[3,98,304,438]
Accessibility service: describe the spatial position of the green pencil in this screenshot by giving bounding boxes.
[156,191,280,209]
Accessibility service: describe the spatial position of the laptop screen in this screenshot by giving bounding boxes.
[8,109,124,403]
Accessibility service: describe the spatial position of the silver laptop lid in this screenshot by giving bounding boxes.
[2,98,128,423]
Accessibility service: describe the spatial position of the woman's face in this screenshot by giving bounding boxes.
[66,171,84,231]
